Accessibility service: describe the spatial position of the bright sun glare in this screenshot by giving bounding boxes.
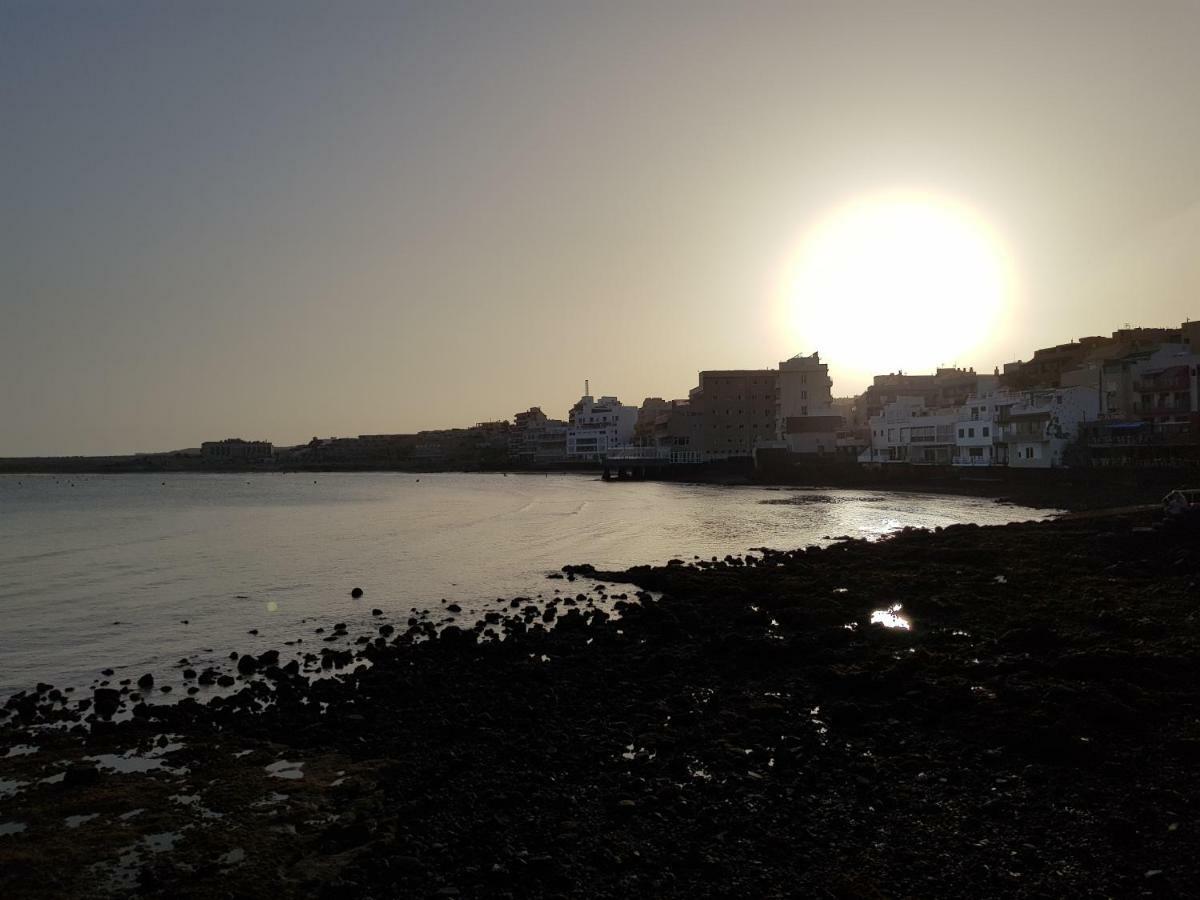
[779,190,1016,385]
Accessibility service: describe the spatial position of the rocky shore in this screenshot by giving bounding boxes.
[2,508,1199,898]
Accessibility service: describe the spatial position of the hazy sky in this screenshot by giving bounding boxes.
[4,1,1200,455]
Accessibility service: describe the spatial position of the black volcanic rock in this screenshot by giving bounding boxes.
[256,649,279,667]
[63,764,100,787]
[92,688,121,719]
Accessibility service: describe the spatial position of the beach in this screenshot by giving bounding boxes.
[2,505,1197,897]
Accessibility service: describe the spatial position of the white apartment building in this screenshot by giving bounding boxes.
[859,397,958,465]
[1002,385,1100,468]
[566,394,637,461]
[952,381,1011,466]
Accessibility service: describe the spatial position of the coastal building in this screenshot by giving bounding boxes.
[859,374,1002,467]
[694,368,779,460]
[1002,321,1194,392]
[1001,337,1112,391]
[633,398,672,446]
[1076,345,1200,466]
[952,384,1013,467]
[510,407,569,463]
[858,367,983,422]
[200,438,274,461]
[998,385,1100,468]
[1093,344,1199,421]
[776,352,842,455]
[859,397,958,465]
[566,394,637,461]
[648,398,703,452]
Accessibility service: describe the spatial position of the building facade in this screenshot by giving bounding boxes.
[566,394,637,461]
[510,407,569,463]
[695,369,779,460]
[999,385,1100,468]
[776,353,842,454]
[859,398,958,465]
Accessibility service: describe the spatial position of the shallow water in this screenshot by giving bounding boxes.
[0,472,1050,697]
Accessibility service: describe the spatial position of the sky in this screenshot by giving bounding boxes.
[4,1,1200,456]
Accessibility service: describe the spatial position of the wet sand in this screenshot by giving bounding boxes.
[2,508,1198,898]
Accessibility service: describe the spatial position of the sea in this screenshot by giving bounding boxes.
[0,472,1053,698]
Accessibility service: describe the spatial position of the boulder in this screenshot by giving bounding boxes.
[93,688,121,719]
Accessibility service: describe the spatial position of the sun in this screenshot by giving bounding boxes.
[777,189,1016,387]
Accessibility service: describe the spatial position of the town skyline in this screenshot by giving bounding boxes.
[6,313,1195,459]
[7,2,1200,456]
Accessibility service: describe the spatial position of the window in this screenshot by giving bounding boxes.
[969,447,983,458]
[982,427,989,437]
[968,428,975,438]
[801,406,808,415]
[801,391,807,400]
[958,428,964,438]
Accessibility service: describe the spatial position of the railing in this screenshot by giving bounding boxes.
[606,446,668,460]
[605,446,704,465]
[1084,429,1197,447]
[1134,375,1190,393]
[1133,404,1192,416]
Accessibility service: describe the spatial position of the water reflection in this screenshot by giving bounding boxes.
[870,604,911,630]
[0,474,1044,695]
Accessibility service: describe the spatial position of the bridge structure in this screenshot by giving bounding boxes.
[601,446,703,480]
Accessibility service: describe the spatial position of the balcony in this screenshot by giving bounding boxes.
[1134,373,1190,393]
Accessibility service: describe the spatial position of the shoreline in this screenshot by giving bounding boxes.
[3,507,1198,896]
[2,461,1192,512]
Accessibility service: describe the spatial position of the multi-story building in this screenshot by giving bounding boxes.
[859,397,958,465]
[858,367,984,421]
[776,353,842,454]
[510,408,569,463]
[1095,344,1198,421]
[633,398,672,446]
[860,374,1007,467]
[1003,322,1193,392]
[1076,344,1200,466]
[566,394,637,461]
[998,385,1100,468]
[952,384,1013,467]
[1001,337,1112,390]
[860,383,1099,469]
[649,398,703,452]
[694,368,780,460]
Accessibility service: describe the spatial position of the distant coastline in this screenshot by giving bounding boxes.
[1,453,1189,512]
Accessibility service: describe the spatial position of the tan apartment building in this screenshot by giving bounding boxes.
[695,369,779,459]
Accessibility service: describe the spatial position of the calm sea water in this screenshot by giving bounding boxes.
[0,472,1051,697]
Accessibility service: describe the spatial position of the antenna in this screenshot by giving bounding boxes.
[585,379,589,396]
